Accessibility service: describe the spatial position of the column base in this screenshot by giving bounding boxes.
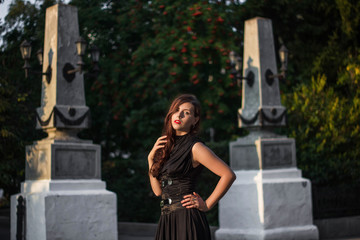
[216,169,319,240]
[11,180,118,240]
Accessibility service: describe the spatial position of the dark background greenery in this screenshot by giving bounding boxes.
[1,0,360,225]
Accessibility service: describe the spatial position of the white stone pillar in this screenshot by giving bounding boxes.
[215,18,319,240]
[11,4,118,240]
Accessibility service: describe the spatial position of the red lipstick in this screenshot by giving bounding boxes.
[174,120,181,124]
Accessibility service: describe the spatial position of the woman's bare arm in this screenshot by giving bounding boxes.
[147,136,167,196]
[190,142,236,211]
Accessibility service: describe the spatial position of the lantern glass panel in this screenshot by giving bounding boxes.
[229,51,236,64]
[91,46,100,63]
[279,45,288,65]
[20,40,32,60]
[76,37,87,56]
[37,49,43,65]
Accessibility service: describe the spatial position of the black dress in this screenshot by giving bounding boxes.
[155,134,211,240]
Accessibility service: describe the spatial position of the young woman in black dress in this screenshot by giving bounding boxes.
[148,94,236,240]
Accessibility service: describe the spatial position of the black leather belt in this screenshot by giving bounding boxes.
[160,199,184,215]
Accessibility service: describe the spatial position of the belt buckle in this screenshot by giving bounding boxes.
[160,198,172,208]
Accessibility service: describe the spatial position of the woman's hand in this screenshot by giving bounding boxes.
[148,135,167,164]
[181,192,209,212]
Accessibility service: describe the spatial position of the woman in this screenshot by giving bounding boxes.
[148,94,236,240]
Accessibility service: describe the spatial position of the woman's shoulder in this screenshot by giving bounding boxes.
[191,136,212,156]
[188,134,205,149]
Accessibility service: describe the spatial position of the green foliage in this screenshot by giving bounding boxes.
[77,0,242,155]
[283,73,360,184]
[230,0,360,188]
[77,0,243,223]
[279,0,360,186]
[336,0,360,46]
[1,0,360,222]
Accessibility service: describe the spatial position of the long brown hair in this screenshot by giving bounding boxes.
[150,94,201,178]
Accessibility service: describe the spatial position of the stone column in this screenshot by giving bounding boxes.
[10,4,118,240]
[215,17,319,240]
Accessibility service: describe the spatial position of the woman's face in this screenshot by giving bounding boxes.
[171,102,199,136]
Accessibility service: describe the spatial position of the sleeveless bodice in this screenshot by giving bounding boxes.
[158,134,203,214]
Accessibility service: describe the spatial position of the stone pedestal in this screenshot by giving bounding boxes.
[216,134,318,240]
[11,139,118,240]
[216,131,318,240]
[215,17,318,240]
[229,130,296,171]
[24,139,101,180]
[216,169,318,240]
[10,4,118,240]
[11,180,117,240]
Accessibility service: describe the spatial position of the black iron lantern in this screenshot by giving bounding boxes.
[20,40,32,77]
[265,44,289,83]
[19,40,52,82]
[229,51,254,87]
[20,40,32,60]
[21,36,100,81]
[63,37,101,80]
